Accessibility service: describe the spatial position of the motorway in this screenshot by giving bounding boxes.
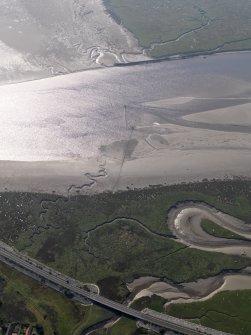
[0,241,231,335]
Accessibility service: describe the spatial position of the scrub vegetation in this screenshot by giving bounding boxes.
[9,179,251,301]
[0,179,251,334]
[0,263,87,335]
[104,0,251,58]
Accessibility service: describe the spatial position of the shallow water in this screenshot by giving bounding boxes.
[0,52,251,161]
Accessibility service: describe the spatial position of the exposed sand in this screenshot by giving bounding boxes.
[1,146,251,195]
[143,97,195,107]
[1,118,251,195]
[127,276,159,292]
[183,101,251,126]
[129,273,251,309]
[168,202,251,257]
[165,275,251,307]
[0,158,108,195]
[129,275,225,305]
[133,282,190,301]
[111,149,251,192]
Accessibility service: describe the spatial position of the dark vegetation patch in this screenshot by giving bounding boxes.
[97,276,129,302]
[35,223,77,263]
[132,295,166,313]
[36,236,58,262]
[0,298,36,323]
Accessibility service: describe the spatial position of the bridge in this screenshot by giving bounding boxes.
[0,241,231,335]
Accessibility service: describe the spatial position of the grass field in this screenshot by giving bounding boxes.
[201,219,249,241]
[0,263,88,335]
[0,180,251,333]
[166,290,251,335]
[103,0,251,58]
[110,318,139,335]
[9,180,251,300]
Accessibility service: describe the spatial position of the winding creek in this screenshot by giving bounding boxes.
[127,202,251,312]
[79,200,251,334]
[168,202,251,253]
[37,196,251,306]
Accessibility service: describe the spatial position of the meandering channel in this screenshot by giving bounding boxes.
[167,201,251,257]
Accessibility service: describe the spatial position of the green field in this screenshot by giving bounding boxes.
[166,290,251,335]
[0,180,251,334]
[104,0,251,58]
[0,263,88,335]
[12,180,251,299]
[201,219,249,241]
[110,318,143,335]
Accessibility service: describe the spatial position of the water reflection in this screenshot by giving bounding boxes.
[0,52,250,161]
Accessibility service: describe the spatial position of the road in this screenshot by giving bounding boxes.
[0,241,231,335]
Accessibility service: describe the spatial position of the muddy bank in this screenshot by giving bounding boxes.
[168,202,251,256]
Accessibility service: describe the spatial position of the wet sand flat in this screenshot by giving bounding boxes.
[183,102,251,126]
[0,53,251,194]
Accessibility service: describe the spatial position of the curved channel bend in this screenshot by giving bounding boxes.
[168,202,251,257]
